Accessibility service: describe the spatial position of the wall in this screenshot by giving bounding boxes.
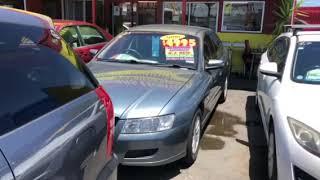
[26,0,44,13]
[297,7,320,24]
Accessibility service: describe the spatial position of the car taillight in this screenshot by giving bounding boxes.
[95,85,115,159]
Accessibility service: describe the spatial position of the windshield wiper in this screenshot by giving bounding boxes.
[99,59,159,65]
[155,63,195,70]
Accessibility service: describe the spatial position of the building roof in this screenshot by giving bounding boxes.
[128,24,210,36]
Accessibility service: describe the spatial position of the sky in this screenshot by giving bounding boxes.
[298,0,320,7]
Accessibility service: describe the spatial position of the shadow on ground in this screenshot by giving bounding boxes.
[118,162,182,180]
[229,75,257,91]
[243,95,268,180]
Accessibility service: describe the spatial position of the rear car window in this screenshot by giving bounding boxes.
[78,26,106,45]
[0,22,97,136]
[292,41,320,84]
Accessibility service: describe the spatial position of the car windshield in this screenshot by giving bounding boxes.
[97,32,199,69]
[293,41,320,84]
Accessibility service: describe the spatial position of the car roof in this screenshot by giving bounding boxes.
[53,19,94,27]
[128,24,210,37]
[281,31,320,41]
[0,6,53,29]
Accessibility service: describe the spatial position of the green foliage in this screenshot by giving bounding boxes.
[273,0,306,35]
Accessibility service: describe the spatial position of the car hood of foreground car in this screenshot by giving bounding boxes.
[88,61,195,119]
[281,82,320,132]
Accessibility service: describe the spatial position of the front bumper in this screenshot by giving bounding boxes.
[276,123,320,180]
[114,120,190,166]
[97,153,118,180]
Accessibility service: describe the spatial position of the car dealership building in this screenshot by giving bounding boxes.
[2,0,319,73]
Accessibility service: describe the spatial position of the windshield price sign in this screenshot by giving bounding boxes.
[161,34,196,47]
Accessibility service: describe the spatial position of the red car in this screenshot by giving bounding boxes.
[54,20,113,63]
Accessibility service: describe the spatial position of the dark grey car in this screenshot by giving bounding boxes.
[88,25,230,166]
[0,8,117,180]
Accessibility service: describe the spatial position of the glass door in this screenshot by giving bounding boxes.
[163,2,219,32]
[163,2,183,24]
[138,1,157,25]
[63,0,97,23]
[187,2,219,32]
[43,0,62,19]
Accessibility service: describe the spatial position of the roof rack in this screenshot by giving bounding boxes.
[285,24,320,35]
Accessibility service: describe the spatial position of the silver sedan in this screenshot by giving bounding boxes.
[89,25,230,166]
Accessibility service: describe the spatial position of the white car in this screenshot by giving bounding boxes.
[257,25,320,180]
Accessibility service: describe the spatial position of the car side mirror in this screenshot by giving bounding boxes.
[205,59,224,70]
[259,62,281,78]
[89,49,99,56]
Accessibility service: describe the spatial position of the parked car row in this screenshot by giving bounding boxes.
[0,7,230,180]
[3,5,320,180]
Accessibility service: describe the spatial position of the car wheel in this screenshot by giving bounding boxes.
[268,125,277,180]
[183,109,202,167]
[219,78,228,103]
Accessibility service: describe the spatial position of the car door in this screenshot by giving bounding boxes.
[76,25,109,63]
[59,25,83,49]
[209,32,229,92]
[202,34,220,120]
[0,151,14,180]
[0,24,113,180]
[258,37,290,128]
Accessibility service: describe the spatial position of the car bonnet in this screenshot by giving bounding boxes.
[88,61,195,119]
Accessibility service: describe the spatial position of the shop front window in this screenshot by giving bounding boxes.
[63,0,104,26]
[121,2,138,28]
[187,2,219,32]
[163,2,219,31]
[222,1,265,33]
[43,0,62,19]
[0,0,24,9]
[163,2,183,24]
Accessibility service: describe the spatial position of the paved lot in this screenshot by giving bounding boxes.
[118,78,268,180]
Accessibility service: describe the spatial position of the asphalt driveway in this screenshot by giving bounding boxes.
[118,78,268,180]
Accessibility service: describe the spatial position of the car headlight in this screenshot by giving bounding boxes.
[288,117,320,156]
[122,114,175,134]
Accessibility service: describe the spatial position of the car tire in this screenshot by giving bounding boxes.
[182,109,202,167]
[268,125,278,180]
[219,78,228,104]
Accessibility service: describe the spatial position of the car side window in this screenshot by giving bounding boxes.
[209,33,223,59]
[60,26,82,48]
[203,35,214,64]
[78,26,106,45]
[267,37,290,73]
